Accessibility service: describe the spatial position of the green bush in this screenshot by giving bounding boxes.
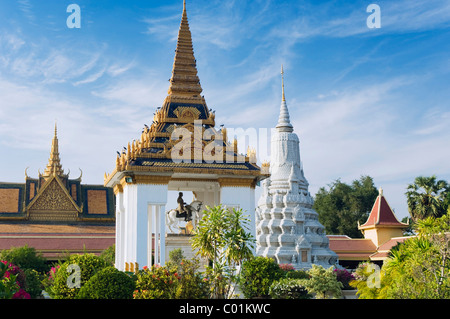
[77,267,135,299]
[134,264,179,299]
[99,245,115,266]
[285,269,310,279]
[172,258,209,299]
[23,269,44,299]
[301,265,343,299]
[240,257,283,298]
[269,278,311,299]
[47,253,108,299]
[0,245,49,273]
[134,258,209,299]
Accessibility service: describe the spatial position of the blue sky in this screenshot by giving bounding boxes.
[0,0,449,221]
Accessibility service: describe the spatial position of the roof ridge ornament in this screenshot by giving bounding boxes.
[43,122,65,179]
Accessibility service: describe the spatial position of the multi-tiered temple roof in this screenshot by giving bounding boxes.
[104,1,262,188]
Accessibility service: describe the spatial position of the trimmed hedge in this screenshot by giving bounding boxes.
[48,254,108,299]
[77,267,135,299]
[269,278,311,299]
[240,257,283,298]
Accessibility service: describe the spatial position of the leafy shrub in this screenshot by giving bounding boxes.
[172,258,209,299]
[0,245,49,273]
[134,264,179,299]
[23,269,44,299]
[279,264,295,272]
[47,253,108,299]
[301,265,343,299]
[240,257,283,298]
[77,266,135,299]
[269,278,311,299]
[133,258,209,299]
[99,245,115,266]
[334,268,354,290]
[349,262,384,299]
[285,269,310,279]
[0,261,30,299]
[1,261,19,299]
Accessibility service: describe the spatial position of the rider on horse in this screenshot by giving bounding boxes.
[176,192,192,222]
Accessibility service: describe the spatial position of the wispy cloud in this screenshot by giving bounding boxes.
[17,0,35,22]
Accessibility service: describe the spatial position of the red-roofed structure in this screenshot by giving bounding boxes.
[327,188,410,268]
[358,188,409,247]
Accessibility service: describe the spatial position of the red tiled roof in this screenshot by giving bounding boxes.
[359,188,408,229]
[0,223,115,259]
[376,236,411,251]
[329,238,377,252]
[328,237,377,260]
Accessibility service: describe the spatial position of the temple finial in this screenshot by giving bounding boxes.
[276,66,293,133]
[166,0,203,99]
[43,123,64,179]
[281,64,286,102]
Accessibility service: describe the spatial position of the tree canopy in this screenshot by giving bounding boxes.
[406,175,450,222]
[314,175,378,238]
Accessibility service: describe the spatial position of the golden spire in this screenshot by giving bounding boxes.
[43,123,64,178]
[167,0,203,101]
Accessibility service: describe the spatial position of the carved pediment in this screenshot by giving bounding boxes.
[27,176,81,221]
[173,107,201,121]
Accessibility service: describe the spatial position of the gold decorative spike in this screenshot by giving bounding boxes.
[43,123,64,179]
[232,138,238,154]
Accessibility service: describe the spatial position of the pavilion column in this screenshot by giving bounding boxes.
[220,185,256,251]
[114,191,125,270]
[114,182,168,271]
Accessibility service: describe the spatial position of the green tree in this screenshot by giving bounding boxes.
[351,211,450,299]
[191,205,254,298]
[406,175,449,221]
[314,175,378,238]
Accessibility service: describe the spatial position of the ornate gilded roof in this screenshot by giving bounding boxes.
[105,1,262,185]
[0,126,115,223]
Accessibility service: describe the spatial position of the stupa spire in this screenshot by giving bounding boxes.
[276,65,293,133]
[43,123,64,178]
[167,0,203,100]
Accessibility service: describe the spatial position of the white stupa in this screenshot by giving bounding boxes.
[255,66,338,269]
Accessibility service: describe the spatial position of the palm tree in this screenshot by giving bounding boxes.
[406,175,449,221]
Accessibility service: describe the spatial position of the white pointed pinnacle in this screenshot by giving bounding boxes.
[276,65,294,133]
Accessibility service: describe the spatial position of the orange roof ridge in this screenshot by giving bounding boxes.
[359,187,408,229]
